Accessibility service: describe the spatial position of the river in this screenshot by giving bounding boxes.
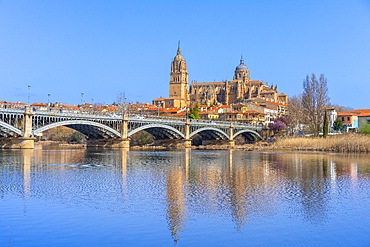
[1,148,370,246]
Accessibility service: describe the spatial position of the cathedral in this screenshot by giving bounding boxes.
[154,44,288,108]
[189,56,287,106]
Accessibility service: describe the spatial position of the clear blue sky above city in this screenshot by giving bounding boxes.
[1,0,370,108]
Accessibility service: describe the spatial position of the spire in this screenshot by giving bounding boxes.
[177,41,181,55]
[240,55,244,64]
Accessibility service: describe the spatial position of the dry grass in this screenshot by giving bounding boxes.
[271,134,370,153]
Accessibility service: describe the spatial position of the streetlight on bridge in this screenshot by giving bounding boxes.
[27,85,31,105]
[81,92,84,105]
[157,102,161,117]
[48,93,51,111]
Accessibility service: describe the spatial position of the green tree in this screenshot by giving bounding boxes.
[333,118,343,132]
[188,103,200,119]
[323,110,329,138]
[360,120,370,134]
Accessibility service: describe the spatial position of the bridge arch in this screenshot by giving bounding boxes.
[190,127,229,140]
[233,129,263,143]
[128,124,185,139]
[0,121,24,136]
[33,120,122,138]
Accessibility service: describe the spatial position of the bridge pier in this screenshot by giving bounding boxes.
[0,106,35,149]
[228,123,234,149]
[0,137,35,149]
[183,119,192,148]
[24,106,34,139]
[228,140,235,148]
[183,139,192,148]
[84,113,132,148]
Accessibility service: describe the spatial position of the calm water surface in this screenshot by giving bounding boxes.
[1,148,370,246]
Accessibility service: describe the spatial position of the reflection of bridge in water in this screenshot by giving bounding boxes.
[12,149,362,244]
[0,107,263,149]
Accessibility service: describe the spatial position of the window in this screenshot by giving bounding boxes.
[342,117,344,121]
[347,117,350,121]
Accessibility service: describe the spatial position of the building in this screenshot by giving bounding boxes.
[349,109,370,130]
[326,108,338,132]
[337,111,358,131]
[153,43,189,109]
[189,56,288,106]
[154,44,288,109]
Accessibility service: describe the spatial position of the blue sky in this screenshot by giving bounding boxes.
[1,0,370,108]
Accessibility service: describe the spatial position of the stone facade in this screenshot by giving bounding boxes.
[154,44,288,108]
[168,43,189,108]
[190,56,286,105]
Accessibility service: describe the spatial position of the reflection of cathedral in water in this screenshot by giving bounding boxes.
[4,148,368,244]
[165,150,189,243]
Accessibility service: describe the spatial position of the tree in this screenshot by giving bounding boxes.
[323,110,329,138]
[333,118,343,132]
[272,120,287,134]
[301,74,330,136]
[130,131,154,146]
[285,95,306,135]
[188,103,200,119]
[360,120,370,134]
[116,92,127,115]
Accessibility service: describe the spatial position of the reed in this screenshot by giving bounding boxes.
[271,134,370,153]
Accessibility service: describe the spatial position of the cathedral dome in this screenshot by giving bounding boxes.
[235,56,248,71]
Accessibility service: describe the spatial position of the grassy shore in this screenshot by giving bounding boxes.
[271,134,370,153]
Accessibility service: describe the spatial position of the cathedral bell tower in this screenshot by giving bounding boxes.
[234,56,250,81]
[233,56,250,100]
[169,42,189,104]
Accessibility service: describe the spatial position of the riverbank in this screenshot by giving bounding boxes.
[270,134,370,153]
[35,141,86,149]
[33,134,370,153]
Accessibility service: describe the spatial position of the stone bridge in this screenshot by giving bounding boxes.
[0,106,263,149]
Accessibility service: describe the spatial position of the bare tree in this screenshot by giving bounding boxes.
[286,94,306,135]
[301,74,330,136]
[116,92,127,115]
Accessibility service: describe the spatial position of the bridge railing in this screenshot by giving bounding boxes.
[0,107,263,130]
[0,108,25,114]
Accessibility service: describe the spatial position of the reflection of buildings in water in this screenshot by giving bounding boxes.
[263,153,370,223]
[350,162,358,188]
[164,149,190,243]
[229,152,281,228]
[186,150,281,229]
[21,149,34,198]
[328,159,338,192]
[32,149,86,167]
[166,165,186,243]
[229,152,248,228]
[273,153,332,222]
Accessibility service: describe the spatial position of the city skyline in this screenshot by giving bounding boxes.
[1,1,370,108]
